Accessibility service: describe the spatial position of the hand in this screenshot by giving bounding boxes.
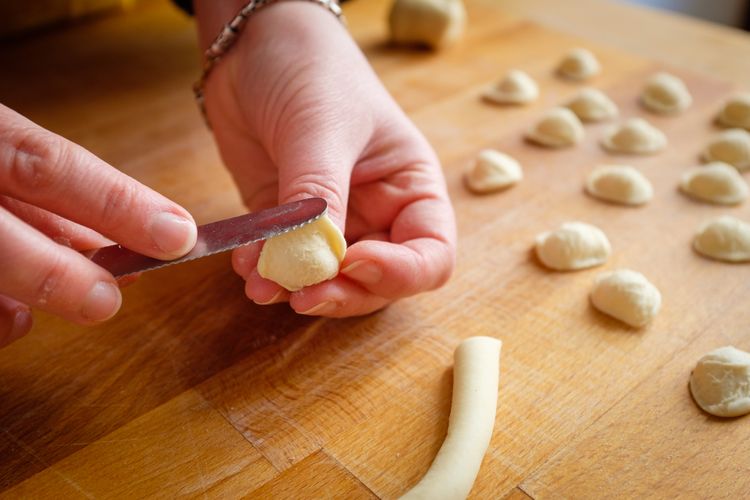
[195,1,456,317]
[0,104,197,347]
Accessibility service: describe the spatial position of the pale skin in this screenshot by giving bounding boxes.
[0,0,456,347]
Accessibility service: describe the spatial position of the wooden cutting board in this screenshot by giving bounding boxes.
[1,0,749,498]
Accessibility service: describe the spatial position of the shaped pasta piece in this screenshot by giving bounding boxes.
[535,222,611,271]
[526,107,585,148]
[702,128,750,171]
[690,346,750,418]
[717,93,750,130]
[640,72,692,114]
[389,0,466,49]
[590,269,661,327]
[601,118,666,155]
[565,88,618,122]
[482,69,539,105]
[693,215,750,263]
[465,149,522,193]
[680,162,749,205]
[585,165,653,206]
[556,48,600,81]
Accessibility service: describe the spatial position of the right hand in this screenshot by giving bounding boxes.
[0,104,197,348]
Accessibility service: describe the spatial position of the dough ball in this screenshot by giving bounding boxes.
[640,72,692,114]
[693,215,750,263]
[526,107,585,148]
[702,128,750,171]
[556,48,601,81]
[257,214,347,291]
[388,0,466,49]
[679,162,749,206]
[565,88,619,122]
[689,346,750,418]
[601,118,667,155]
[717,93,750,130]
[585,165,653,206]
[482,69,539,105]
[590,269,661,327]
[535,222,611,271]
[465,149,523,193]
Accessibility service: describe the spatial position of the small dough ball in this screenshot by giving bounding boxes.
[585,165,653,206]
[565,88,619,122]
[465,149,522,193]
[601,118,667,155]
[640,72,692,114]
[590,269,661,327]
[388,0,466,49]
[690,346,750,418]
[679,162,749,206]
[526,107,585,148]
[717,93,750,130]
[693,215,750,263]
[482,70,539,105]
[535,222,611,271]
[258,214,347,291]
[702,128,750,171]
[557,48,601,81]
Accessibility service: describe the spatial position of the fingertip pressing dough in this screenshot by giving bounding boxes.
[717,93,750,130]
[400,336,501,500]
[693,215,750,263]
[389,0,466,49]
[465,149,523,193]
[702,128,750,171]
[585,165,653,206]
[640,72,692,114]
[679,162,749,205]
[556,48,601,81]
[601,118,667,155]
[689,346,750,418]
[535,222,611,271]
[482,69,539,105]
[257,213,347,291]
[526,107,585,148]
[590,269,661,327]
[565,88,619,122]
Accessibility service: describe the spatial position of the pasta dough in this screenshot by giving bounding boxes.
[400,336,501,500]
[640,72,692,114]
[526,107,585,148]
[601,118,667,155]
[465,149,523,193]
[590,269,661,327]
[556,48,600,81]
[482,69,539,105]
[679,162,749,205]
[389,0,466,49]
[689,346,750,418]
[565,88,619,122]
[702,128,750,171]
[693,215,750,263]
[585,165,653,206]
[717,93,750,130]
[257,214,347,291]
[535,222,611,271]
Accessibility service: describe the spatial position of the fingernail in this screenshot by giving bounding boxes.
[254,290,284,306]
[300,301,336,316]
[341,260,382,285]
[149,212,197,258]
[82,281,122,322]
[9,308,32,342]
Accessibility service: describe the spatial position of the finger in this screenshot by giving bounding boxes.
[0,104,197,260]
[0,207,122,324]
[243,269,290,305]
[0,295,32,349]
[288,277,390,317]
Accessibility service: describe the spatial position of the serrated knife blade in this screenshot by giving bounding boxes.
[88,197,327,278]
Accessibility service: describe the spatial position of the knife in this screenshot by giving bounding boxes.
[88,197,327,278]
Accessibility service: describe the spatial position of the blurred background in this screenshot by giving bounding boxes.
[0,0,748,39]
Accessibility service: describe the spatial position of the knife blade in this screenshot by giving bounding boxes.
[88,197,327,278]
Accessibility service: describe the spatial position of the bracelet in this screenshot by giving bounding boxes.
[193,0,345,126]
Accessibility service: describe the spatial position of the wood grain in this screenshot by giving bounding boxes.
[0,0,749,498]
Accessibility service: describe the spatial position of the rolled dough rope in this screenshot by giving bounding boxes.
[400,336,502,500]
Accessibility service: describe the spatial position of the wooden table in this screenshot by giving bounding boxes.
[1,0,749,497]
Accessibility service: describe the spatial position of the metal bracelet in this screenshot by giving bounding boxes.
[193,0,345,126]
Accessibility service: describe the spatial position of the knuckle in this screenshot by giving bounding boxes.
[2,127,67,191]
[32,252,70,308]
[97,180,139,234]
